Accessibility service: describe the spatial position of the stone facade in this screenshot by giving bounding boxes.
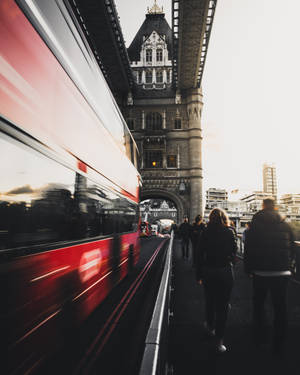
[123,5,203,223]
[140,200,178,223]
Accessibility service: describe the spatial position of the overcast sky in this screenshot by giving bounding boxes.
[115,0,300,200]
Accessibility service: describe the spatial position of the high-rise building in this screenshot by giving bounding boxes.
[263,163,277,201]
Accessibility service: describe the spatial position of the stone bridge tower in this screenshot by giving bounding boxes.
[123,2,203,223]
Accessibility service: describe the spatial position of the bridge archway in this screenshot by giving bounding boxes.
[141,189,186,224]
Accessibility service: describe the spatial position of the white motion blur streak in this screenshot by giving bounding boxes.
[22,0,126,149]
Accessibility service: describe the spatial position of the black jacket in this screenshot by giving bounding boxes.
[179,222,191,241]
[244,209,295,274]
[196,225,237,280]
[190,222,206,245]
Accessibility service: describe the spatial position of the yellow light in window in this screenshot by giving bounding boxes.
[152,161,156,166]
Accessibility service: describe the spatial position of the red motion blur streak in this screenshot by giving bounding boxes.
[0,1,141,374]
[73,239,167,375]
[0,0,138,200]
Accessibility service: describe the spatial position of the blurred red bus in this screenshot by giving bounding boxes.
[0,0,140,372]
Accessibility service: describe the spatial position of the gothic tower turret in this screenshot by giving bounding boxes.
[123,2,203,222]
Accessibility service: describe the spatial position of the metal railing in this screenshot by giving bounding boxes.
[139,232,174,375]
[294,241,300,281]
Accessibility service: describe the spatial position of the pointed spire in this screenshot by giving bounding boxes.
[147,0,164,14]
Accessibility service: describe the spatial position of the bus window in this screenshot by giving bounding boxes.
[0,133,138,255]
[0,134,76,251]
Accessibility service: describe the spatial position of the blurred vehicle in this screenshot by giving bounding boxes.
[151,224,158,236]
[140,221,151,237]
[0,0,140,373]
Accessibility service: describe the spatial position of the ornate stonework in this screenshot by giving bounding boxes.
[125,10,203,223]
[147,1,164,15]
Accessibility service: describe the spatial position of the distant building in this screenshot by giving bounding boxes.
[217,200,248,213]
[280,193,300,222]
[204,191,251,231]
[263,163,277,201]
[238,191,300,223]
[206,188,228,209]
[240,191,273,212]
[280,193,300,206]
[285,206,300,222]
[140,199,177,223]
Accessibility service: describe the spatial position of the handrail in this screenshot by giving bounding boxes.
[139,232,174,375]
[294,241,300,280]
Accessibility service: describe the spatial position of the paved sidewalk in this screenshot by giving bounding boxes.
[169,239,300,375]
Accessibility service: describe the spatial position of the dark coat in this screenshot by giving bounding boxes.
[244,209,295,274]
[179,222,191,241]
[196,224,237,280]
[190,222,206,246]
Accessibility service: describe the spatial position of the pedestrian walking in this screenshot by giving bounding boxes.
[244,197,295,355]
[179,217,191,259]
[196,208,237,353]
[229,220,237,236]
[190,215,206,266]
[242,221,251,254]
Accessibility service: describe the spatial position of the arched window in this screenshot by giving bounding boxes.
[146,112,162,131]
[145,70,152,83]
[156,70,163,83]
[156,49,163,62]
[146,49,152,62]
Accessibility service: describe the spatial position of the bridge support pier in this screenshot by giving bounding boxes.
[187,88,203,220]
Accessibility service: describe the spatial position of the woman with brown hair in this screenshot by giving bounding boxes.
[196,208,237,353]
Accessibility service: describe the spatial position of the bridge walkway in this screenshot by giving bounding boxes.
[169,238,300,375]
